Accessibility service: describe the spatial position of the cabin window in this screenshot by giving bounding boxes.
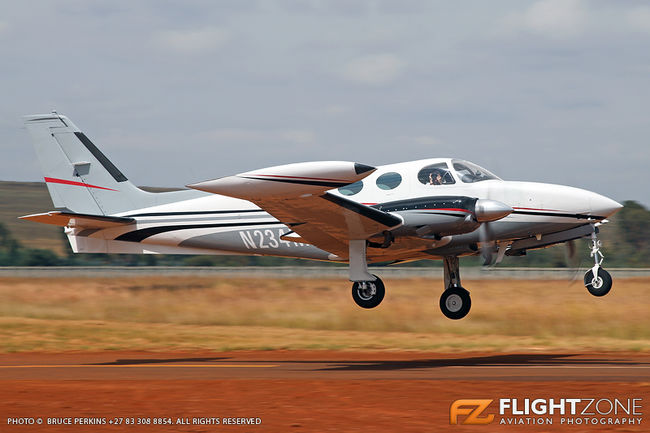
[376,172,402,190]
[338,181,363,196]
[417,163,455,185]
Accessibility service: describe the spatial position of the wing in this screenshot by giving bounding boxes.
[188,161,402,258]
[251,192,402,257]
[20,211,135,229]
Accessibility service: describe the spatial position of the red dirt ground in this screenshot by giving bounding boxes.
[1,350,648,432]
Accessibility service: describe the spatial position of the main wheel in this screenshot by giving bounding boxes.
[584,268,612,297]
[351,275,385,309]
[440,287,471,320]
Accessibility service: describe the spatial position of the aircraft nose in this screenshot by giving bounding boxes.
[590,193,623,218]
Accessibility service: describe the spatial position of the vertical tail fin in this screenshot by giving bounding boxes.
[24,113,203,215]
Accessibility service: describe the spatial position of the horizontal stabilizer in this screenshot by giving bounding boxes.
[19,211,135,228]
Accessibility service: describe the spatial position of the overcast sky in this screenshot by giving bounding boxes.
[1,0,649,206]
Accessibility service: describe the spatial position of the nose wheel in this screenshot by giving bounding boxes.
[584,229,613,297]
[584,268,612,296]
[351,275,385,309]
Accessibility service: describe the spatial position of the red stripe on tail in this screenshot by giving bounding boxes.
[44,177,118,192]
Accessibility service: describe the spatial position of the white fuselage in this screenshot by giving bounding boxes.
[67,158,621,263]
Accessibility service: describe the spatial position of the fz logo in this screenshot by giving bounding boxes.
[450,399,494,425]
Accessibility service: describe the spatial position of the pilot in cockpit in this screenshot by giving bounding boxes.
[428,171,443,185]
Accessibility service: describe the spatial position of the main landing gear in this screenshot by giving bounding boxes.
[347,240,472,319]
[352,276,385,309]
[584,229,613,297]
[349,240,387,309]
[440,256,471,320]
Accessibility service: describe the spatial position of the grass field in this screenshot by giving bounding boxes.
[0,276,648,352]
[0,181,64,252]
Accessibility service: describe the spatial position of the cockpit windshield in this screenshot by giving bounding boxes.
[452,159,500,183]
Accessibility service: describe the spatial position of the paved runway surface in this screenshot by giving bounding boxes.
[1,351,648,381]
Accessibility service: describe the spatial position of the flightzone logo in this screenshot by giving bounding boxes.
[450,400,495,425]
[450,398,643,426]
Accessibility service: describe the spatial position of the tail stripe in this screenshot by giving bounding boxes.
[44,177,118,192]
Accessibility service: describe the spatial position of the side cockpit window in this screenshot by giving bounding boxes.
[417,163,455,185]
[452,160,499,183]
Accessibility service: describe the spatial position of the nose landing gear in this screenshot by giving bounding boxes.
[584,229,613,297]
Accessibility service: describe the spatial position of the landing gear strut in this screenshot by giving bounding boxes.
[349,239,385,309]
[440,256,471,320]
[584,228,613,297]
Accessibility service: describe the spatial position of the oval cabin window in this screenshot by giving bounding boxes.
[338,181,363,196]
[376,172,402,190]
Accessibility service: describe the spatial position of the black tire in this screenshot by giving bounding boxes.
[440,286,471,320]
[351,275,385,309]
[584,268,612,297]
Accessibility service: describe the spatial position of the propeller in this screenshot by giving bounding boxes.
[474,199,513,266]
[565,239,587,283]
[565,239,578,267]
[478,223,497,266]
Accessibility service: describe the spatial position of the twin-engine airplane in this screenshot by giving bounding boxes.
[21,113,622,319]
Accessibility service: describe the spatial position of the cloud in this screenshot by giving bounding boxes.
[397,135,442,146]
[281,130,315,145]
[503,0,586,39]
[412,135,442,146]
[205,128,315,146]
[155,27,230,54]
[205,128,265,142]
[340,53,406,85]
[322,105,350,116]
[626,6,650,32]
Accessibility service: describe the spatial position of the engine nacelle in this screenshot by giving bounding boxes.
[374,196,512,238]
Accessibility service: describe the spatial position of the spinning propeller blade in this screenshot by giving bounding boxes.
[565,239,586,283]
[473,199,513,266]
[479,222,497,266]
[566,239,578,267]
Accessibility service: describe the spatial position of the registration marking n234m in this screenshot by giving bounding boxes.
[240,229,305,249]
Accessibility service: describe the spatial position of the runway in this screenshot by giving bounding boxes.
[1,351,648,432]
[0,351,648,381]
